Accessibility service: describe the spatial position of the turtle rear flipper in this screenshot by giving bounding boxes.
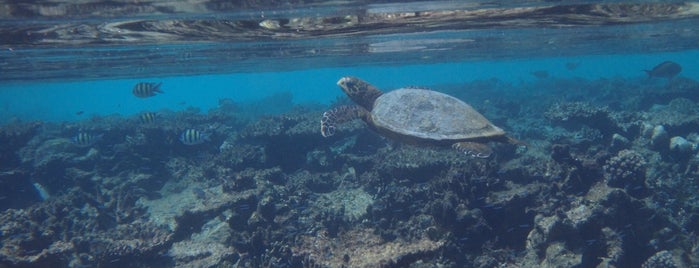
[452,142,493,158]
[506,136,529,152]
[321,105,367,137]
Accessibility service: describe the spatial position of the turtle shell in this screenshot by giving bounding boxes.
[370,88,505,142]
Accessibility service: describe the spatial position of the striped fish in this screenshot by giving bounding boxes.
[71,132,103,147]
[179,129,211,145]
[132,82,163,98]
[139,112,157,123]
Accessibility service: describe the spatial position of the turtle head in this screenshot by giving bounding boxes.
[337,76,370,95]
[337,76,383,110]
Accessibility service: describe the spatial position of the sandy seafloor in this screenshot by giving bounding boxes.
[2,53,699,267]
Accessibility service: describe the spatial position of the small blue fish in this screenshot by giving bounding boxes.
[139,112,157,123]
[132,82,163,98]
[71,132,103,147]
[179,129,210,145]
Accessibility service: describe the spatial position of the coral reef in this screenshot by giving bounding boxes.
[1,76,699,267]
[669,136,695,154]
[293,228,444,267]
[545,102,610,125]
[168,214,239,267]
[0,189,172,267]
[603,149,647,190]
[650,125,670,149]
[644,98,699,133]
[313,187,373,222]
[641,250,681,268]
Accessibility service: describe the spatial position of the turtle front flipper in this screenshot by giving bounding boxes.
[452,142,493,158]
[321,105,367,137]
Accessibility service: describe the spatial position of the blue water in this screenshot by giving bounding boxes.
[3,50,698,124]
[3,1,699,267]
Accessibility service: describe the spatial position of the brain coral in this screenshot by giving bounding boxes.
[603,149,647,189]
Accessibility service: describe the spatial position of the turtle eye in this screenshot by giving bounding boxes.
[344,82,356,91]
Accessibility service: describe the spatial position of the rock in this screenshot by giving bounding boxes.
[136,183,258,231]
[27,138,80,168]
[314,188,374,223]
[169,234,238,268]
[565,204,594,228]
[669,136,693,154]
[293,228,444,267]
[645,98,699,133]
[640,123,655,138]
[610,133,630,151]
[650,125,669,149]
[551,144,573,164]
[542,242,582,267]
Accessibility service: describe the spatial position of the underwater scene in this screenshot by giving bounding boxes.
[2,1,699,267]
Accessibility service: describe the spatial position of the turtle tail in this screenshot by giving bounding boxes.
[321,105,366,137]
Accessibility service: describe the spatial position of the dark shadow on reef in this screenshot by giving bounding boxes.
[1,75,699,267]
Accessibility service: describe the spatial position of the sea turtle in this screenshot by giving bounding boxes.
[320,76,523,158]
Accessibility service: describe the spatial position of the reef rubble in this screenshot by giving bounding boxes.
[1,76,698,267]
